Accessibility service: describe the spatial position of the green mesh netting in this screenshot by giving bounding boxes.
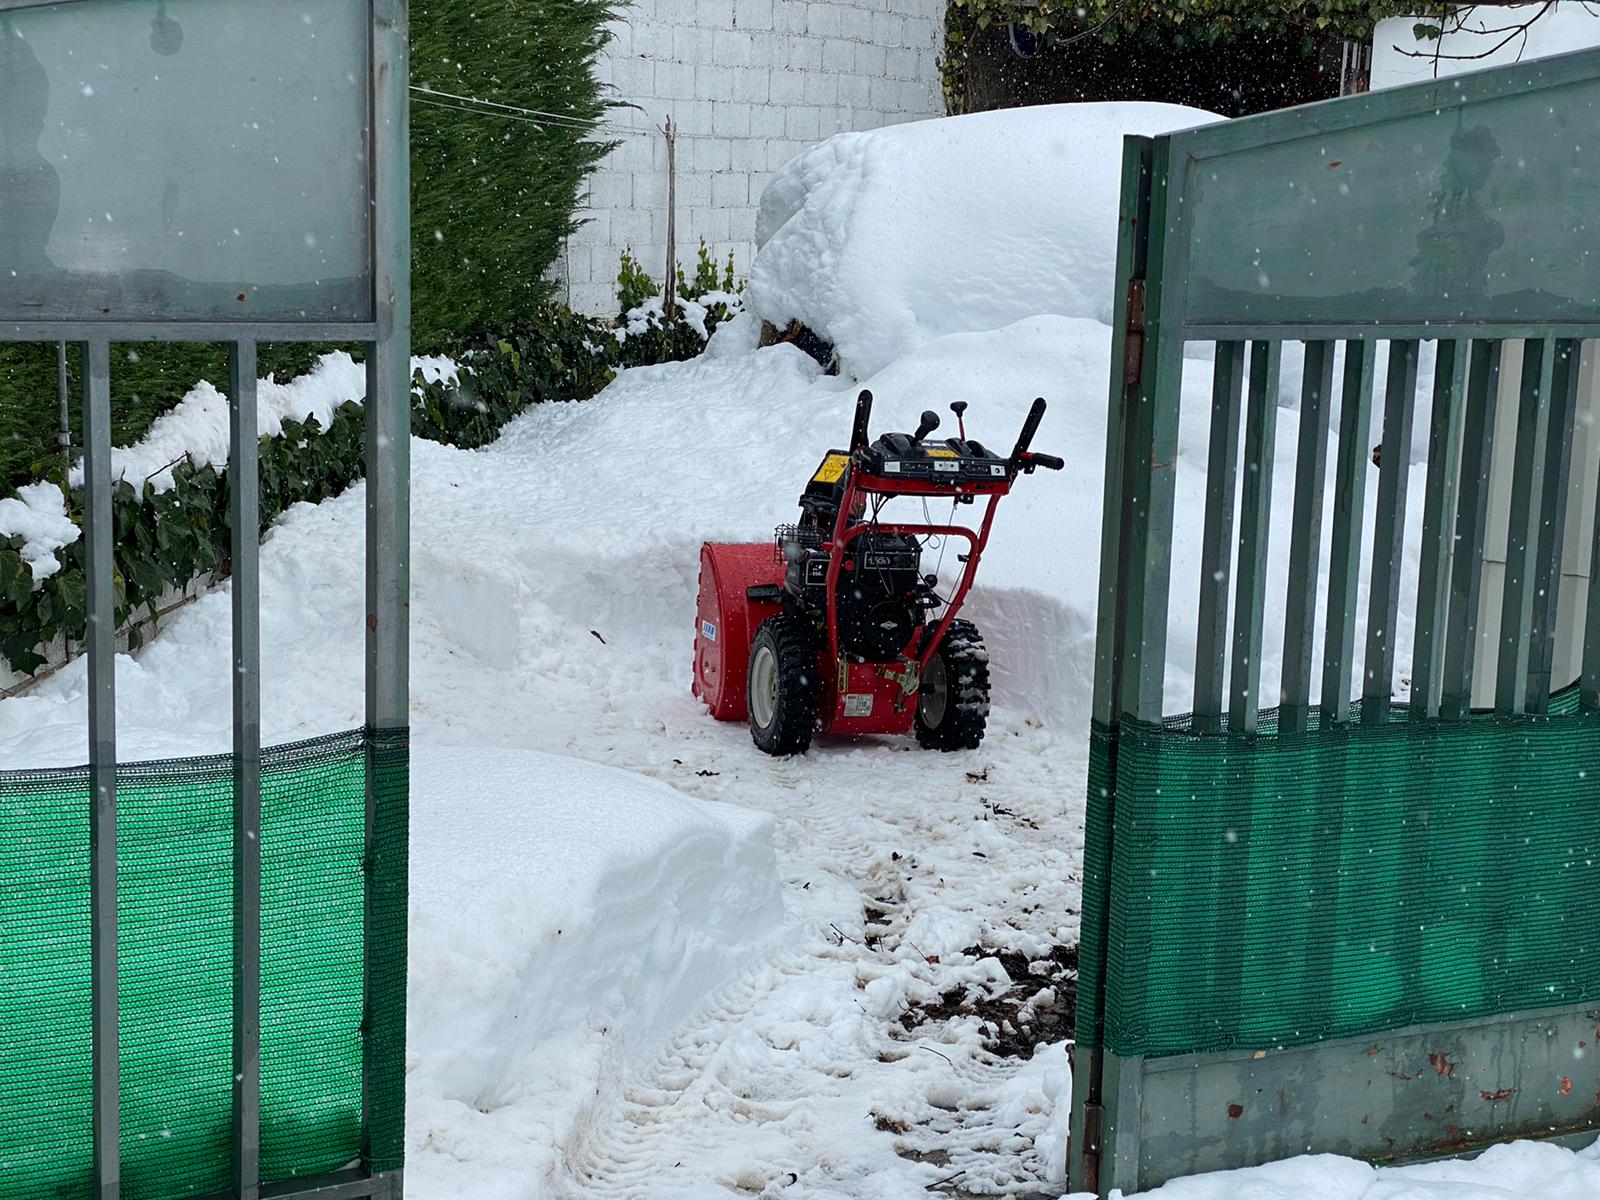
[1078,697,1600,1060]
[0,728,406,1200]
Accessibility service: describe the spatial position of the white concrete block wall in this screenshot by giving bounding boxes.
[554,0,946,316]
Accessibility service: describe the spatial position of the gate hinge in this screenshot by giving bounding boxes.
[1122,278,1146,387]
[1080,1099,1104,1192]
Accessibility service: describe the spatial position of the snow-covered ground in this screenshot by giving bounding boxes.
[5,99,1599,1198]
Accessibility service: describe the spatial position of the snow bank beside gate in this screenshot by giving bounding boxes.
[749,102,1220,378]
[408,745,783,1199]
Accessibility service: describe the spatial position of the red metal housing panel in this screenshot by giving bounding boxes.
[692,542,784,721]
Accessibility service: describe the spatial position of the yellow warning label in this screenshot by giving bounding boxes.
[812,453,850,484]
[926,448,957,458]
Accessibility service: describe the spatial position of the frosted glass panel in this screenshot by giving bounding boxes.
[1182,75,1600,328]
[0,0,371,322]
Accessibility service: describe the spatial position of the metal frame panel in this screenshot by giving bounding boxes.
[1227,341,1281,733]
[1411,340,1469,719]
[1078,45,1600,1200]
[1320,341,1375,724]
[1526,340,1582,710]
[0,4,410,1198]
[1192,341,1246,733]
[1497,338,1556,714]
[1280,341,1334,734]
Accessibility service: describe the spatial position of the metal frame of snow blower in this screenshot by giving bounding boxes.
[811,391,1058,734]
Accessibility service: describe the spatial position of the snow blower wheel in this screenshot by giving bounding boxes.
[747,615,819,756]
[692,389,1061,756]
[915,619,990,751]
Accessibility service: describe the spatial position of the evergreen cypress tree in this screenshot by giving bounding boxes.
[411,0,618,345]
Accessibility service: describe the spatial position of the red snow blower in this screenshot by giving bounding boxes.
[692,390,1063,755]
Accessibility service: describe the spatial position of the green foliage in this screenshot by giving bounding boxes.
[411,0,619,345]
[616,248,660,316]
[0,342,343,494]
[0,303,622,680]
[941,0,1443,114]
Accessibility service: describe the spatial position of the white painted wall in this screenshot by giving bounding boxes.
[553,0,946,316]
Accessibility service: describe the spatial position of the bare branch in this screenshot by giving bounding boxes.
[1392,1,1556,69]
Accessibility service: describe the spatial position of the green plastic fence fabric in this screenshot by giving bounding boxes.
[1081,699,1600,1060]
[0,729,392,1200]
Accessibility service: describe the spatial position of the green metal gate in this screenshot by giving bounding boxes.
[1071,47,1600,1195]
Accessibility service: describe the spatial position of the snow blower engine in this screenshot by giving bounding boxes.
[692,390,1062,755]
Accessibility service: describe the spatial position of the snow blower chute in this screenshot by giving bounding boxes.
[693,390,1063,755]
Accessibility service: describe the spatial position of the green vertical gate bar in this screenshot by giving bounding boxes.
[1280,341,1334,734]
[1193,340,1246,734]
[363,1,411,1192]
[1321,341,1374,726]
[1073,131,1155,1199]
[1362,340,1419,724]
[1115,134,1185,728]
[1228,341,1281,733]
[1525,339,1581,711]
[1498,337,1555,715]
[1410,339,1468,719]
[230,340,263,1200]
[81,338,119,1200]
[1442,342,1501,721]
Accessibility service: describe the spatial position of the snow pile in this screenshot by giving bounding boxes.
[1122,1138,1600,1199]
[749,102,1219,377]
[407,745,782,1198]
[1373,3,1600,90]
[0,481,79,581]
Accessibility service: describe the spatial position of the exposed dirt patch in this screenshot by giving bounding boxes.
[900,943,1078,1060]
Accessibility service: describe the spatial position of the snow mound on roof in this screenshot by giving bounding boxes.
[749,101,1220,378]
[407,744,783,1198]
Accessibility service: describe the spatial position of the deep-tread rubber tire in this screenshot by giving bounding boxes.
[915,619,990,751]
[748,614,819,756]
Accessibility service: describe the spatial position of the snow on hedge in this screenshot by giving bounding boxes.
[0,482,80,582]
[748,102,1219,378]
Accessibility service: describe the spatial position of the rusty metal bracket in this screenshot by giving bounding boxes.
[1122,278,1146,387]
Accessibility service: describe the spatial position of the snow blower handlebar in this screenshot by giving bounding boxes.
[1010,397,1064,474]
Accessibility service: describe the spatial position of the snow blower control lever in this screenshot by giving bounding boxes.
[693,389,1062,756]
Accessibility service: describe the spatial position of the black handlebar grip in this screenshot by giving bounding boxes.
[1010,397,1048,463]
[913,409,941,441]
[950,401,968,417]
[851,389,874,451]
[1030,452,1065,471]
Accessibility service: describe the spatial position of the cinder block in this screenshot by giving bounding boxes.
[747,34,781,67]
[692,205,732,242]
[675,171,712,208]
[614,55,656,95]
[736,0,774,29]
[898,77,933,112]
[655,59,697,98]
[732,65,771,102]
[785,104,821,140]
[731,138,767,172]
[711,171,749,207]
[611,208,654,250]
[633,170,668,209]
[803,70,838,103]
[840,6,873,42]
[630,17,673,57]
[674,97,715,132]
[885,46,916,80]
[695,0,735,27]
[569,280,616,317]
[805,3,841,37]
[774,1,808,34]
[767,138,808,170]
[852,42,886,77]
[714,28,754,65]
[728,205,758,241]
[868,74,896,109]
[768,67,807,104]
[872,10,903,47]
[750,103,788,138]
[674,24,715,61]
[746,170,775,206]
[839,71,872,106]
[901,14,936,48]
[586,170,634,210]
[691,136,733,172]
[713,101,753,136]
[786,36,822,70]
[695,62,735,98]
[822,37,854,73]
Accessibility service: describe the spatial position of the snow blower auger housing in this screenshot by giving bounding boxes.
[693,390,1062,755]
